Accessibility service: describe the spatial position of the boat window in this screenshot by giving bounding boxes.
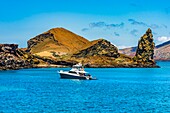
[69,71,77,74]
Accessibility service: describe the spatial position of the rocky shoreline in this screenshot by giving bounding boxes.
[0,28,160,70]
[1,63,159,71]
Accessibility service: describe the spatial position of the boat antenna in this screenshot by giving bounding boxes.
[81,60,84,68]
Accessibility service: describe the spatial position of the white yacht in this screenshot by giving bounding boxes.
[58,63,97,80]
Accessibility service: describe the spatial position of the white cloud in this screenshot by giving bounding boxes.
[157,36,170,43]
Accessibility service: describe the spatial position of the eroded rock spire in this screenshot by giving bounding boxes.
[134,28,155,64]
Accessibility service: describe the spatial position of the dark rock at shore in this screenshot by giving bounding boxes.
[0,44,78,70]
[0,44,18,53]
[0,44,39,70]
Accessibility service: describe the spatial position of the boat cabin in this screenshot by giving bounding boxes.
[69,64,89,76]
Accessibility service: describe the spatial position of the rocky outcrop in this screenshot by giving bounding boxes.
[133,28,156,66]
[0,44,32,70]
[0,43,78,70]
[0,44,18,53]
[119,40,170,61]
[74,39,120,58]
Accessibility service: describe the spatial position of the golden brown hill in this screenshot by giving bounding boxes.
[27,28,90,57]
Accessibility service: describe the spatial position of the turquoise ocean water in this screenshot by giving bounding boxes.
[0,61,170,113]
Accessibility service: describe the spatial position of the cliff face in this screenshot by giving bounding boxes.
[74,39,120,58]
[0,44,33,70]
[134,28,155,64]
[27,28,90,57]
[0,44,18,53]
[27,33,55,51]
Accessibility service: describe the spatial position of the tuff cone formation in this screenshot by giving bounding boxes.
[27,28,90,56]
[134,28,155,65]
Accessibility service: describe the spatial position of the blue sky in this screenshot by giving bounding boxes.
[0,0,170,48]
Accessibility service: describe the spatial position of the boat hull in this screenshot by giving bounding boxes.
[60,73,88,80]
